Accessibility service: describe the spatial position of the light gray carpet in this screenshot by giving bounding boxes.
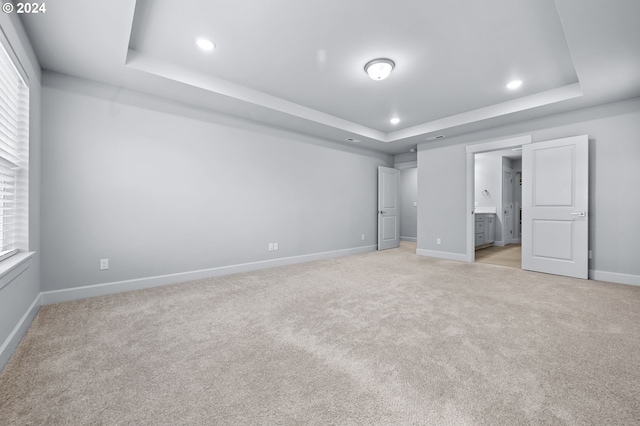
[1,242,639,425]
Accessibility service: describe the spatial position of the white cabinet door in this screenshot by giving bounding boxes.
[485,215,495,244]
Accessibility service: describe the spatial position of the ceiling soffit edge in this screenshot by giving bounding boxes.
[125,48,585,146]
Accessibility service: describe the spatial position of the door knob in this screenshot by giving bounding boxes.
[379,210,386,214]
[570,211,586,217]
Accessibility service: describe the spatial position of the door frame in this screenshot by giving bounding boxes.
[465,135,532,262]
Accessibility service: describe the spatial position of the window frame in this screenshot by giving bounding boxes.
[0,29,30,269]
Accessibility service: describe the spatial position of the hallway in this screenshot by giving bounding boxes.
[475,244,522,268]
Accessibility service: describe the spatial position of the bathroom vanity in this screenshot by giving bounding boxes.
[475,213,496,249]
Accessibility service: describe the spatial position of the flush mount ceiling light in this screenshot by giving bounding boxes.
[196,37,215,52]
[364,58,395,80]
[506,79,523,90]
[390,117,400,125]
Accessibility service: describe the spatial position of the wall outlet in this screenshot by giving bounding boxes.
[436,238,441,245]
[361,234,365,240]
[273,242,278,251]
[99,259,109,270]
[268,243,274,251]
[413,202,417,207]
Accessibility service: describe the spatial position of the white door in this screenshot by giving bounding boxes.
[522,135,589,279]
[378,166,400,250]
[502,166,514,244]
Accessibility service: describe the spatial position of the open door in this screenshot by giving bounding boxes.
[522,135,588,279]
[378,166,400,250]
[503,166,514,244]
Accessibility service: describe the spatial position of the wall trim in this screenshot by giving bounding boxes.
[0,293,41,371]
[400,237,417,242]
[0,252,34,291]
[41,245,378,305]
[416,249,468,262]
[466,135,532,153]
[589,270,640,287]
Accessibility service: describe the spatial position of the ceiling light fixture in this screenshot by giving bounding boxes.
[365,58,395,80]
[345,137,361,143]
[506,79,522,90]
[390,117,400,125]
[196,37,215,52]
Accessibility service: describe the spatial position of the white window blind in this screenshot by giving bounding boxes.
[0,39,29,262]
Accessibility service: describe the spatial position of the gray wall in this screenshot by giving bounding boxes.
[0,13,42,367]
[417,97,640,279]
[41,73,392,292]
[399,168,417,240]
[417,143,468,255]
[394,152,417,165]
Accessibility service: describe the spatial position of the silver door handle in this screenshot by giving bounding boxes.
[570,212,586,217]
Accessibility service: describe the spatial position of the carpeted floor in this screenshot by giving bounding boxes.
[1,242,639,425]
[476,244,522,268]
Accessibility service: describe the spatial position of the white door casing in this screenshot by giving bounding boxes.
[378,166,400,250]
[522,135,589,279]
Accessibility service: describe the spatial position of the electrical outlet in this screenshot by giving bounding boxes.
[361,234,365,240]
[100,259,109,270]
[436,238,441,245]
[274,242,278,251]
[268,243,274,251]
[414,202,417,207]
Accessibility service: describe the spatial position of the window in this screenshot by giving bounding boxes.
[0,39,29,262]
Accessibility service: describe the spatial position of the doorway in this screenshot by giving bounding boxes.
[473,149,523,268]
[465,135,530,264]
[466,134,590,279]
[399,167,418,243]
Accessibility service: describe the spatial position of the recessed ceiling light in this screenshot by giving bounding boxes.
[506,79,522,90]
[365,58,395,80]
[196,37,215,52]
[390,117,400,125]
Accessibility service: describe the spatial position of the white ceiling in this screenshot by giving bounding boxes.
[19,0,640,154]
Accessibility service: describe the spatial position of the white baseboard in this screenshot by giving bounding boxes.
[0,294,41,371]
[493,241,506,247]
[400,237,417,242]
[41,245,378,305]
[589,270,640,286]
[416,249,468,262]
